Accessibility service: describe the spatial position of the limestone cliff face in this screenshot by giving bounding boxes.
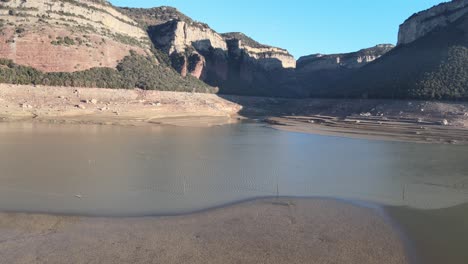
[140,9,297,96]
[297,44,394,72]
[0,0,150,72]
[295,45,394,96]
[398,0,468,45]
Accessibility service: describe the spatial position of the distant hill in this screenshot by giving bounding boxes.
[296,45,394,96]
[323,5,468,100]
[1,0,467,99]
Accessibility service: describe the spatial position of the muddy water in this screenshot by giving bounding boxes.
[0,122,467,263]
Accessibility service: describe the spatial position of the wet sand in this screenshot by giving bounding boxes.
[0,198,409,264]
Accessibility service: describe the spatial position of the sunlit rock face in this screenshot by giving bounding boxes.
[0,0,151,72]
[398,0,468,45]
[135,7,298,96]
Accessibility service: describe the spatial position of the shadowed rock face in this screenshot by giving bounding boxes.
[0,0,151,72]
[398,0,468,45]
[140,9,298,97]
[297,44,394,72]
[295,45,394,96]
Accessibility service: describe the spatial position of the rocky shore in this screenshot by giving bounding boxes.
[1,84,467,143]
[0,84,241,127]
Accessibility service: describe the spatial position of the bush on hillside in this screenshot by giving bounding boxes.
[0,53,217,93]
[411,46,468,99]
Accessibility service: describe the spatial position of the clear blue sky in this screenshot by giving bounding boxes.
[110,0,447,58]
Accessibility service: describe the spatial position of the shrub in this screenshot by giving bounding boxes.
[0,53,217,93]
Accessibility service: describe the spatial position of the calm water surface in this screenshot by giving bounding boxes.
[0,122,467,263]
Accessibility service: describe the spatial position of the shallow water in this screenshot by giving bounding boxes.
[0,122,467,263]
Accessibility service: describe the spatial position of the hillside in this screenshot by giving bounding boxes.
[1,0,468,99]
[296,45,394,96]
[324,8,468,100]
[0,0,216,93]
[123,7,299,97]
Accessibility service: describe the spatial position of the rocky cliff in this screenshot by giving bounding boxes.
[297,44,394,72]
[0,1,215,93]
[0,0,151,72]
[295,45,394,96]
[327,1,468,100]
[398,0,468,45]
[119,7,299,96]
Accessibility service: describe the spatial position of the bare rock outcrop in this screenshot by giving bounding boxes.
[297,44,394,72]
[398,0,468,45]
[0,0,151,72]
[127,7,298,96]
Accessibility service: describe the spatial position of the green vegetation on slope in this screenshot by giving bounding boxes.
[412,46,468,99]
[221,32,271,49]
[321,13,468,100]
[117,6,209,29]
[0,53,216,93]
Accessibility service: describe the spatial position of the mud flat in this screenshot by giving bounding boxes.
[0,198,409,264]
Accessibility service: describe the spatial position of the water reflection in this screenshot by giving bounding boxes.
[0,122,467,216]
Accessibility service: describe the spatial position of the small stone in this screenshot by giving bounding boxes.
[75,104,86,109]
[441,119,449,126]
[355,120,361,124]
[360,112,371,117]
[464,113,468,117]
[20,103,33,109]
[308,120,315,124]
[421,109,425,112]
[58,96,65,99]
[417,118,423,123]
[90,99,98,105]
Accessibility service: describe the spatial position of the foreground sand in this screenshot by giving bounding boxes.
[0,198,409,264]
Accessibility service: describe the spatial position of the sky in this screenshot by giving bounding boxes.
[110,0,447,58]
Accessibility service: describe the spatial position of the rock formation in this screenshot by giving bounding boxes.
[398,0,468,45]
[295,45,394,96]
[119,7,299,96]
[1,1,467,99]
[297,44,394,72]
[0,0,151,72]
[327,0,468,100]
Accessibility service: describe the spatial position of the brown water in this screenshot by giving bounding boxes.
[0,122,467,263]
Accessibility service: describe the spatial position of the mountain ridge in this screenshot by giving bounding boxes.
[1,0,467,99]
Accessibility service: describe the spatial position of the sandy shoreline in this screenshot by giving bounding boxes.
[1,84,467,144]
[0,84,242,127]
[0,198,409,264]
[266,115,468,144]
